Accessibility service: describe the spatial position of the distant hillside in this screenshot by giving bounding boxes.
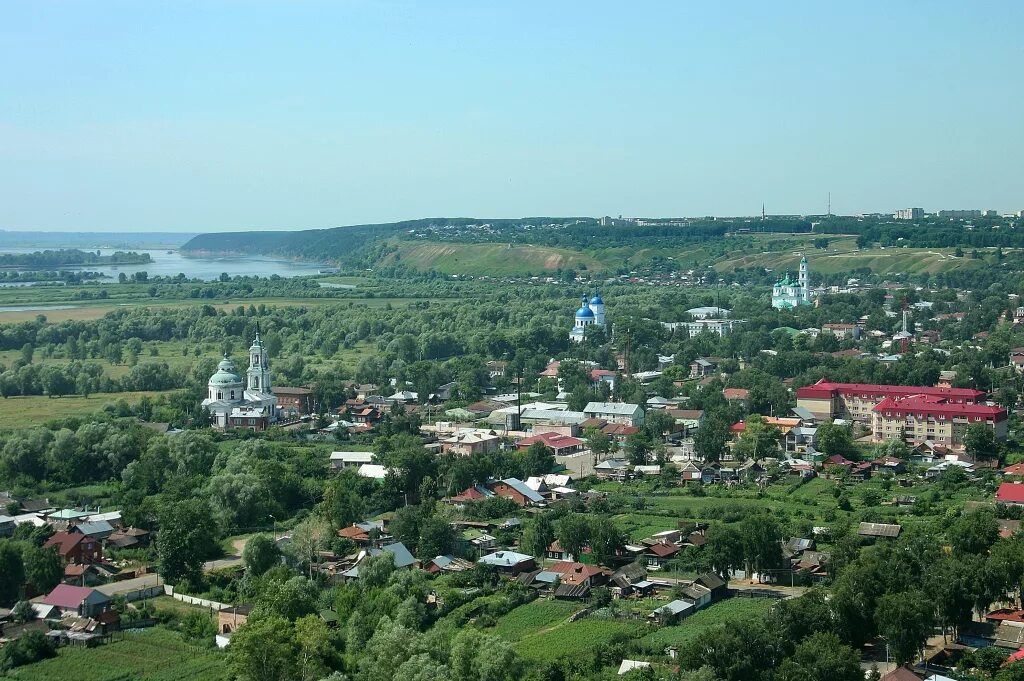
[180,217,595,265]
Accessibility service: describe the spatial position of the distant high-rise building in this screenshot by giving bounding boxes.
[937,209,982,219]
[894,208,924,220]
[983,209,998,218]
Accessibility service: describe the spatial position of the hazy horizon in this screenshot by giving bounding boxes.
[2,1,1022,233]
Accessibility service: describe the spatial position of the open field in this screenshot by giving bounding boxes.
[382,241,603,275]
[0,391,175,429]
[491,599,583,641]
[637,597,775,651]
[715,243,991,276]
[3,627,227,681]
[513,615,642,662]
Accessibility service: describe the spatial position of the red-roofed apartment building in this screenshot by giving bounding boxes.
[796,378,986,422]
[871,394,1007,447]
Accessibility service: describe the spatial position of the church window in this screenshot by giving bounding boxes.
[254,356,259,366]
[230,390,235,399]
[217,391,223,400]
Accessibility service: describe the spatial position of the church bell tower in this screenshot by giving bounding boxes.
[246,323,272,394]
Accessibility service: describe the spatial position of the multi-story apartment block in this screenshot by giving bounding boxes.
[871,394,1007,447]
[796,379,984,422]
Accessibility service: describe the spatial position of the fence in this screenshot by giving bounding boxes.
[169,591,232,611]
[117,585,164,603]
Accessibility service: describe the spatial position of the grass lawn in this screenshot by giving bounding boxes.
[514,616,643,662]
[148,595,220,620]
[491,599,583,641]
[0,390,177,429]
[4,627,226,681]
[637,597,776,651]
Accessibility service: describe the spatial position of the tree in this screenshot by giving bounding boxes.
[0,541,25,605]
[774,632,861,681]
[704,524,743,579]
[693,417,729,463]
[521,513,556,559]
[965,423,998,460]
[815,422,855,458]
[738,514,783,581]
[875,590,932,666]
[589,516,626,565]
[157,499,218,585]
[625,433,651,465]
[293,614,330,681]
[733,415,780,461]
[228,614,297,681]
[556,513,590,561]
[20,544,62,594]
[418,515,456,558]
[584,426,613,461]
[950,509,999,556]
[243,534,281,577]
[518,442,553,477]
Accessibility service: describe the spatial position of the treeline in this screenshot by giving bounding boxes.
[0,360,183,398]
[0,249,151,268]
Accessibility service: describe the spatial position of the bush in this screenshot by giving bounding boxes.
[0,631,56,672]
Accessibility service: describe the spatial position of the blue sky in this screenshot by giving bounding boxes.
[1,1,1021,231]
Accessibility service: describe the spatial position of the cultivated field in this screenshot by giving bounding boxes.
[3,627,227,681]
[637,597,775,650]
[491,599,583,641]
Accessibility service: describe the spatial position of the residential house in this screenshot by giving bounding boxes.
[41,584,112,618]
[722,388,750,405]
[644,542,680,569]
[272,386,313,415]
[441,431,501,456]
[858,522,902,539]
[460,528,497,552]
[690,358,718,379]
[871,456,906,474]
[546,540,573,561]
[337,520,388,546]
[649,599,695,624]
[669,409,704,436]
[426,555,474,574]
[330,451,375,470]
[594,458,630,480]
[694,572,728,601]
[548,561,608,599]
[477,550,536,576]
[678,461,702,482]
[609,563,653,599]
[490,478,545,506]
[997,483,1024,507]
[70,520,115,542]
[341,542,417,579]
[44,531,102,565]
[583,402,644,427]
[107,527,150,549]
[516,432,583,456]
[601,422,640,446]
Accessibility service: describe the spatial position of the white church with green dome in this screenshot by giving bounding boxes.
[201,325,279,429]
[771,256,812,309]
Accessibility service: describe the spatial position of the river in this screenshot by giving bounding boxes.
[0,248,326,281]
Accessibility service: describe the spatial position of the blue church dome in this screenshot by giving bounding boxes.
[576,305,595,318]
[590,292,603,305]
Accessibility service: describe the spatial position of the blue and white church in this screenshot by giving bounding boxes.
[201,325,279,428]
[569,292,608,342]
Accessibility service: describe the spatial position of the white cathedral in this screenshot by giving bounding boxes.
[569,292,607,342]
[201,325,279,429]
[771,255,813,309]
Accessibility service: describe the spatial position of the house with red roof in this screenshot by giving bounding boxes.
[547,560,607,587]
[44,530,101,565]
[41,584,112,618]
[643,542,680,569]
[516,432,583,456]
[797,378,985,422]
[1004,462,1024,477]
[997,483,1024,507]
[871,394,1007,447]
